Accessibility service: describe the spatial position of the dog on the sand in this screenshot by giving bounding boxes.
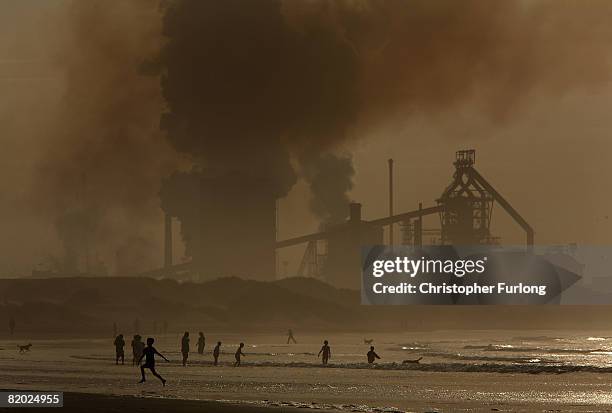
[402,357,422,364]
[18,343,32,353]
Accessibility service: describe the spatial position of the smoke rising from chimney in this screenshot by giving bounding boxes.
[300,153,355,227]
[157,0,361,258]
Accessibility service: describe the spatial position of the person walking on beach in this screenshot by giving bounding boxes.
[9,317,15,335]
[114,334,125,365]
[318,340,331,365]
[367,346,380,364]
[138,337,168,386]
[131,335,145,366]
[287,329,297,344]
[234,342,245,367]
[213,341,222,366]
[197,332,206,354]
[181,331,190,366]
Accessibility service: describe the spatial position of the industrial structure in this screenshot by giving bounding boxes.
[288,202,383,288]
[437,150,533,246]
[151,150,534,289]
[274,149,533,288]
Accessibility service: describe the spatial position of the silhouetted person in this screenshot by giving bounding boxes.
[213,341,221,366]
[9,317,15,336]
[318,340,331,365]
[287,329,297,344]
[197,332,205,355]
[181,331,190,366]
[234,342,245,367]
[138,337,168,386]
[367,346,380,364]
[131,335,145,366]
[114,334,125,365]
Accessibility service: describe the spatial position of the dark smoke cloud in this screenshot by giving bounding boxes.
[159,0,358,189]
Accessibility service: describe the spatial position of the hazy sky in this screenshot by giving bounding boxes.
[2,0,612,276]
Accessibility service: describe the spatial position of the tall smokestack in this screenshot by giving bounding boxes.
[415,202,423,247]
[349,202,362,222]
[164,212,173,268]
[275,198,279,278]
[388,158,394,245]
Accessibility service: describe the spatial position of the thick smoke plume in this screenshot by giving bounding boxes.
[28,0,179,273]
[158,0,359,191]
[301,154,355,227]
[158,0,362,263]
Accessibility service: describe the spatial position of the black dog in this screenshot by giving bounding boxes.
[18,343,32,353]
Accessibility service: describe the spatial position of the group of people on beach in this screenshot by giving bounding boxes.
[315,340,380,365]
[112,329,381,385]
[179,331,245,367]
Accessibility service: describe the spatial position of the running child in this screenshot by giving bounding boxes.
[137,337,169,386]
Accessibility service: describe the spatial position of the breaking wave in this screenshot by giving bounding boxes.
[425,352,558,364]
[462,344,603,354]
[244,360,612,374]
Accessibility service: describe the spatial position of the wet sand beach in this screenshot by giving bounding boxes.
[2,331,612,412]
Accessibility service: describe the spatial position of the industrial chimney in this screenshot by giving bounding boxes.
[164,212,173,268]
[349,202,362,222]
[388,158,394,245]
